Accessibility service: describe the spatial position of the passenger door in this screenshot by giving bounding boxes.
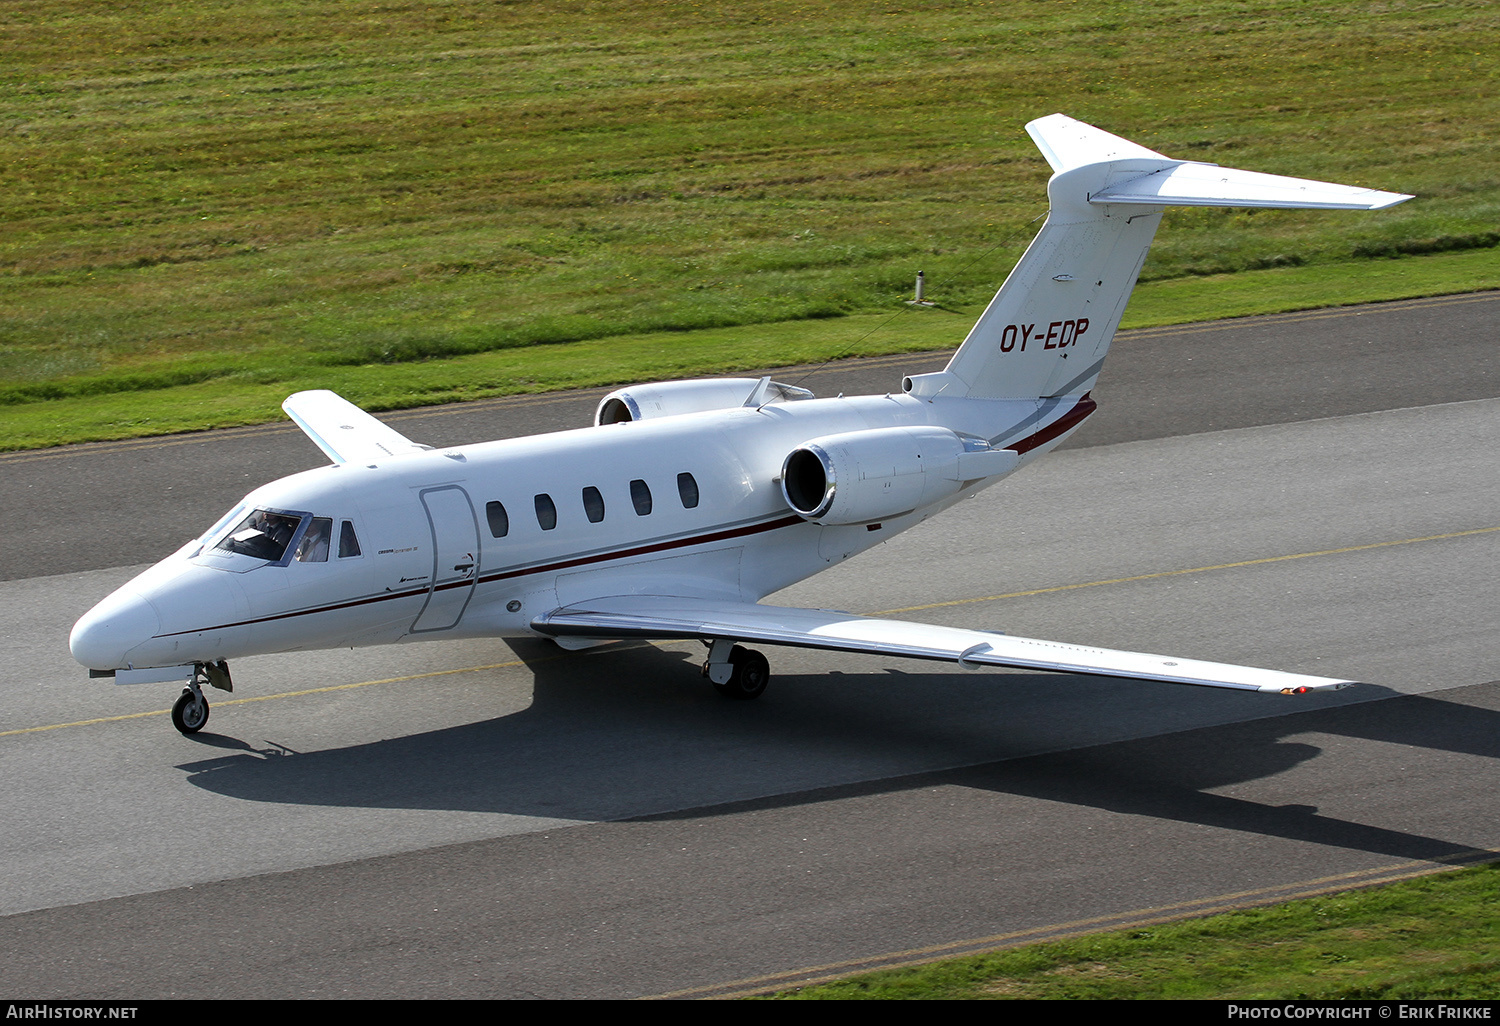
[412,485,480,633]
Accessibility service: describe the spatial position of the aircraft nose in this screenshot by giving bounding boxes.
[70,589,161,670]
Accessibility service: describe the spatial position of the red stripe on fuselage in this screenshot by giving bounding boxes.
[154,513,807,638]
[475,514,805,586]
[1006,393,1096,455]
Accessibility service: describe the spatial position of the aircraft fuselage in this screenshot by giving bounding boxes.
[71,391,1068,673]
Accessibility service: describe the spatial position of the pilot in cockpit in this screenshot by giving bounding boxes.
[219,510,301,562]
[295,518,332,563]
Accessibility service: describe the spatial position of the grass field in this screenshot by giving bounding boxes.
[7,5,1495,997]
[767,862,1500,1000]
[2,0,1497,450]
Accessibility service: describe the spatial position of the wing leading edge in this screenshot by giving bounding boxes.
[532,597,1359,694]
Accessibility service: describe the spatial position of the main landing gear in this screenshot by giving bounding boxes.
[171,661,234,735]
[702,640,770,700]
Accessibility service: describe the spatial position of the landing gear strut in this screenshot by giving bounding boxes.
[703,640,770,700]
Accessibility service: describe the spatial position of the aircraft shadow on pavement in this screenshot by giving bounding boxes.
[933,690,1500,867]
[175,641,1500,865]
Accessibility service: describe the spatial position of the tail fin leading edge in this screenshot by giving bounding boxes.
[907,115,1412,403]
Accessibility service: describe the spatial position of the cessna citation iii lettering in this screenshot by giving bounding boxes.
[71,115,1412,735]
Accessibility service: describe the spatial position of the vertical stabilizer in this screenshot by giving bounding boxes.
[902,115,1412,404]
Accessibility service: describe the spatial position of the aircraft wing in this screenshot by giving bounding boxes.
[281,390,431,464]
[531,597,1359,694]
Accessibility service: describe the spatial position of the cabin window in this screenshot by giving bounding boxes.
[486,501,509,539]
[534,493,557,531]
[295,517,333,562]
[677,472,700,509]
[630,479,652,516]
[582,486,605,524]
[214,509,302,562]
[338,520,362,557]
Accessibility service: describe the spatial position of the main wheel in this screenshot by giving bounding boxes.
[171,688,210,734]
[714,645,769,700]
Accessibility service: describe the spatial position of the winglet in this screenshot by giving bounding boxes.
[281,390,430,465]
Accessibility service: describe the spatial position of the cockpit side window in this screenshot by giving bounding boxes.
[215,509,303,562]
[338,520,362,557]
[295,518,333,562]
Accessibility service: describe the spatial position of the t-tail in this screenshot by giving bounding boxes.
[902,115,1412,403]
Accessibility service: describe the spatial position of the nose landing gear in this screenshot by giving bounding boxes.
[170,661,233,735]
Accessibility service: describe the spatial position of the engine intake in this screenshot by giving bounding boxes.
[596,378,813,425]
[781,426,975,525]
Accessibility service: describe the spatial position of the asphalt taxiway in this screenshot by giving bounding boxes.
[0,292,1496,998]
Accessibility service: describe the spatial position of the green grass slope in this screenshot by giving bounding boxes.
[2,0,1496,448]
[770,862,1500,1000]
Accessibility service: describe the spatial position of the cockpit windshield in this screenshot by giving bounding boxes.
[214,509,304,562]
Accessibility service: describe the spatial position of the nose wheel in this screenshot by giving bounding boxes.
[172,683,210,734]
[170,661,232,734]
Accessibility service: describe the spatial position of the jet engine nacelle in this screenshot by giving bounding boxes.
[781,425,979,526]
[596,377,813,425]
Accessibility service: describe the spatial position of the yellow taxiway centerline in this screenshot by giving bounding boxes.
[9,524,1496,738]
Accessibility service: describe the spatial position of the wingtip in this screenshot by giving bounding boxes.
[1370,192,1416,210]
[1276,680,1362,694]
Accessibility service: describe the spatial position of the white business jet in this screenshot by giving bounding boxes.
[71,115,1412,734]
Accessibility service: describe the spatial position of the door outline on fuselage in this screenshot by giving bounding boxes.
[411,484,481,633]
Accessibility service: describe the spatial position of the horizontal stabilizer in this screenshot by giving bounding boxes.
[937,114,1412,403]
[1026,113,1413,210]
[533,597,1359,694]
[281,390,430,465]
[1090,161,1413,210]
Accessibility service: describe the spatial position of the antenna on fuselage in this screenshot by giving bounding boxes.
[743,376,773,408]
